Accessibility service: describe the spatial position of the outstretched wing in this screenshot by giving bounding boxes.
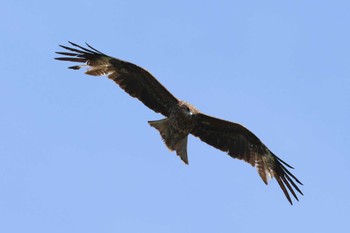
[55,42,179,117]
[191,113,303,205]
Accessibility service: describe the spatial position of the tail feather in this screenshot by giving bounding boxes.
[148,119,189,164]
[173,137,188,164]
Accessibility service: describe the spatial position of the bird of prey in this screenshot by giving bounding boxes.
[55,42,303,204]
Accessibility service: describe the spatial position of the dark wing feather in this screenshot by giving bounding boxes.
[55,42,179,117]
[191,113,303,205]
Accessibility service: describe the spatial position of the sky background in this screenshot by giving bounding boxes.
[1,0,350,232]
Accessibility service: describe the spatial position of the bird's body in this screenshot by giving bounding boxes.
[56,42,303,204]
[149,101,199,164]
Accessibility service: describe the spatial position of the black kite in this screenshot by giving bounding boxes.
[55,42,303,204]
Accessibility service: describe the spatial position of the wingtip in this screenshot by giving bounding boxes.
[275,155,295,169]
[68,41,76,46]
[85,42,104,54]
[68,65,82,70]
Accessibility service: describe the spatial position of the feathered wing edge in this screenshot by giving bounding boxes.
[55,42,179,117]
[260,152,303,205]
[55,41,106,69]
[191,113,303,205]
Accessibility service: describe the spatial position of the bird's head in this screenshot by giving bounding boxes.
[179,101,199,117]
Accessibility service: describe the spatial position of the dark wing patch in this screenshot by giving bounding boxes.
[191,113,303,205]
[55,41,179,117]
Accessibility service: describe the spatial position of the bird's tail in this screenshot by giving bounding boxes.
[148,118,189,164]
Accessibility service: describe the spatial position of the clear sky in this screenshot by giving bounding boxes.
[1,0,350,232]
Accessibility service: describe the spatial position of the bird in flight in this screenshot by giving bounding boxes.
[55,42,303,204]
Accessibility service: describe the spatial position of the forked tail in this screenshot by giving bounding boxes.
[148,119,189,164]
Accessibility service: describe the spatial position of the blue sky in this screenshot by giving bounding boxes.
[1,0,350,232]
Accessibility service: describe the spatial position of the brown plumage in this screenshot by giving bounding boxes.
[55,42,303,205]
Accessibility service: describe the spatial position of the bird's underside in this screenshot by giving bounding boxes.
[55,41,303,205]
[148,100,200,164]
